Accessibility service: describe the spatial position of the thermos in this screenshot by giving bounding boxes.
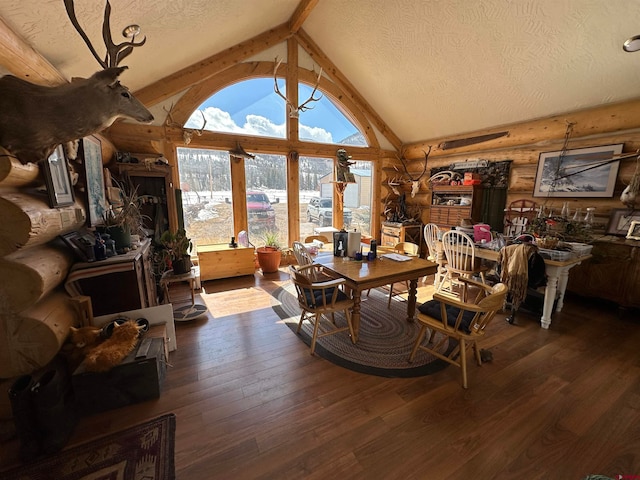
[370,239,377,258]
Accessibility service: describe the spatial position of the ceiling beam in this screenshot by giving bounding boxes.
[134,23,293,108]
[289,0,319,33]
[294,28,403,152]
[0,16,65,85]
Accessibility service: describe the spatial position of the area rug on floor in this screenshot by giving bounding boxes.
[271,283,452,377]
[3,413,176,480]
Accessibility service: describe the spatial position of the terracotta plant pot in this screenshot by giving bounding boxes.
[256,246,282,274]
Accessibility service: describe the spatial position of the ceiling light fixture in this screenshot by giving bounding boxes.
[623,34,640,52]
[122,24,141,38]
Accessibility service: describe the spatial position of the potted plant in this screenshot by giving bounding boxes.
[160,229,193,274]
[256,231,282,274]
[101,179,149,252]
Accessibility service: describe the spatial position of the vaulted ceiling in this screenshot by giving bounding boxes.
[1,0,640,150]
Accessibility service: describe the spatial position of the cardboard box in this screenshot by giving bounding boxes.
[72,337,167,415]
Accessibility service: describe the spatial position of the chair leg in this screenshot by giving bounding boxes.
[473,341,482,365]
[296,312,305,334]
[387,283,394,308]
[459,338,468,388]
[408,325,428,362]
[345,308,356,344]
[309,314,322,355]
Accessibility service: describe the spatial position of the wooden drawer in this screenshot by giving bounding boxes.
[198,244,256,281]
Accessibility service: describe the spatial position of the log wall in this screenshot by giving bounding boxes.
[384,107,640,231]
[0,166,87,377]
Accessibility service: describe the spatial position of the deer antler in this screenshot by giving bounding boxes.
[64,0,146,69]
[274,57,323,119]
[163,103,181,128]
[163,104,207,145]
[397,146,430,198]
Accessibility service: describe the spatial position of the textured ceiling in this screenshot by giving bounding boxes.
[1,0,640,146]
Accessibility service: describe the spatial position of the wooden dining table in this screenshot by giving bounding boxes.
[432,242,591,329]
[314,252,438,341]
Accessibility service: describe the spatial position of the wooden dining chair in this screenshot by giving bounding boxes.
[437,230,489,300]
[409,278,508,388]
[289,264,356,355]
[423,223,445,286]
[292,241,314,266]
[503,199,538,237]
[385,241,420,308]
[304,235,329,244]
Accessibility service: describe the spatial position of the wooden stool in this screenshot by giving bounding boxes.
[160,268,197,305]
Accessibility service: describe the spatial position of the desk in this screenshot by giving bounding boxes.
[433,244,591,329]
[315,254,437,340]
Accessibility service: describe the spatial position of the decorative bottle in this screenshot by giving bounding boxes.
[584,207,595,226]
[572,208,582,222]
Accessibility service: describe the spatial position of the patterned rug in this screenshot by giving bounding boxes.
[3,413,176,480]
[271,283,452,377]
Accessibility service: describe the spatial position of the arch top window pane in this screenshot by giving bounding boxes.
[184,78,368,146]
[298,84,367,146]
[186,78,287,139]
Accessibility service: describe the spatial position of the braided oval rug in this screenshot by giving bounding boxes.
[271,283,452,377]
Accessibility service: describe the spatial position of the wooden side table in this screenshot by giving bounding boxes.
[160,268,197,305]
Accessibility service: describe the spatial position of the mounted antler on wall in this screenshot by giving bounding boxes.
[164,105,207,145]
[398,146,430,197]
[273,57,323,119]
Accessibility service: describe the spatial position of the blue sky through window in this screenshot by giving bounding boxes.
[185,78,366,145]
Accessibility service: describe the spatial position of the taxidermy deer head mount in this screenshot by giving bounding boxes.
[273,57,323,119]
[0,0,153,164]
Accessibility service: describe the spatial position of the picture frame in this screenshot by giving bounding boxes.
[60,231,95,262]
[627,221,640,241]
[533,143,623,198]
[80,135,107,226]
[605,208,640,236]
[43,145,75,207]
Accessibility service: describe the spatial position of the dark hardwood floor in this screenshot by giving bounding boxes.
[2,270,639,479]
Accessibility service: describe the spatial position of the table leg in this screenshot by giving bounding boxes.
[555,268,570,312]
[352,291,362,342]
[540,273,559,329]
[407,278,418,322]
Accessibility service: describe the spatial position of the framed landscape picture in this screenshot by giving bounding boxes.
[43,145,75,207]
[533,143,623,198]
[80,135,106,226]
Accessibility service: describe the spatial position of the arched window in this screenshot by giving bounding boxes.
[184,78,367,146]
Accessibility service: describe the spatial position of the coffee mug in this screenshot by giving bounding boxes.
[355,252,363,261]
[367,251,376,261]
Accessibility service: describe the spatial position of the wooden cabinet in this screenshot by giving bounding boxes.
[117,162,177,236]
[198,244,256,281]
[566,236,640,308]
[64,239,158,316]
[430,185,483,230]
[380,222,422,251]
